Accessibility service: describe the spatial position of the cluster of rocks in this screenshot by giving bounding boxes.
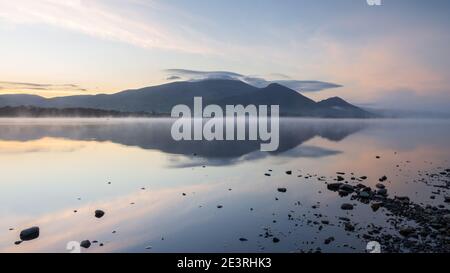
[325,170,450,253]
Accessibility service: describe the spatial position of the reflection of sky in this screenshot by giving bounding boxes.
[0,1,450,111]
[0,119,450,252]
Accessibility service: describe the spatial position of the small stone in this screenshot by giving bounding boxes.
[359,191,370,199]
[14,241,22,245]
[80,240,91,249]
[445,196,450,203]
[375,183,385,189]
[341,203,354,210]
[324,237,335,245]
[339,184,354,193]
[360,176,368,180]
[327,183,343,191]
[443,214,450,223]
[277,188,287,193]
[371,202,383,212]
[399,227,416,237]
[19,227,40,241]
[377,189,388,196]
[395,196,410,203]
[239,238,248,242]
[379,176,387,182]
[344,223,355,232]
[337,176,345,182]
[217,205,223,209]
[286,171,292,175]
[273,237,280,243]
[95,210,105,218]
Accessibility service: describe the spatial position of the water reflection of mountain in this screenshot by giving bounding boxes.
[0,119,367,162]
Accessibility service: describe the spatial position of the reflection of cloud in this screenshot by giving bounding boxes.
[0,138,85,154]
[165,69,342,93]
[168,145,341,168]
[0,183,217,253]
[0,81,87,92]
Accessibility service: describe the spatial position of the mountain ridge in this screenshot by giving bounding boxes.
[0,79,374,118]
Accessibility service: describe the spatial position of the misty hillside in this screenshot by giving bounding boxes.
[0,80,374,118]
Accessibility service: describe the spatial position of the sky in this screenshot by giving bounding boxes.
[0,0,450,112]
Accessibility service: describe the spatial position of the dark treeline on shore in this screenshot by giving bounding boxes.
[0,106,162,118]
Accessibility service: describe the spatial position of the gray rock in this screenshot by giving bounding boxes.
[359,191,370,199]
[19,226,40,241]
[443,214,450,223]
[344,223,355,232]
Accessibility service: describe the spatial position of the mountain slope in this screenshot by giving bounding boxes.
[0,80,374,118]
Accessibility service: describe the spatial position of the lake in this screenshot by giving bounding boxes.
[0,118,449,253]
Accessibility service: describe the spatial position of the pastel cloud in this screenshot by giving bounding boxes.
[165,69,342,92]
[0,0,215,54]
[0,81,87,92]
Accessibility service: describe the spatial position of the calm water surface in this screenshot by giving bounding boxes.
[0,118,449,252]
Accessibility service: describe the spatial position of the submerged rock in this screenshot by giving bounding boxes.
[19,226,40,241]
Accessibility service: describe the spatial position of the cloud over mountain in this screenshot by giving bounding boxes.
[164,69,342,93]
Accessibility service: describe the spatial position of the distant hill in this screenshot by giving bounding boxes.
[0,80,374,118]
